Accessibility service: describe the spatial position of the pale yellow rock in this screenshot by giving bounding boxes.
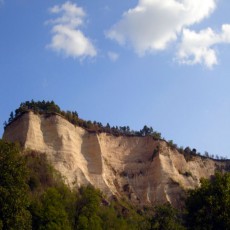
[3,112,227,207]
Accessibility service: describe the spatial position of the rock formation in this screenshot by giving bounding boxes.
[3,111,229,208]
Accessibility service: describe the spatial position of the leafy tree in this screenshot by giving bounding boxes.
[99,200,148,230]
[8,111,14,123]
[152,131,161,139]
[8,100,166,139]
[25,151,76,229]
[3,121,7,129]
[33,188,72,230]
[186,172,230,230]
[99,205,129,230]
[168,140,178,149]
[75,186,102,230]
[14,100,61,118]
[140,125,154,136]
[150,203,185,230]
[26,152,58,191]
[204,151,210,158]
[0,140,31,229]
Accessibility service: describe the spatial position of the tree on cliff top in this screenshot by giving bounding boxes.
[15,100,61,116]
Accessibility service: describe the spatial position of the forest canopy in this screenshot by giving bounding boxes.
[1,139,230,229]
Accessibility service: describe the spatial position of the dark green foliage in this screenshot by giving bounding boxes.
[99,199,149,230]
[185,172,230,230]
[75,186,102,230]
[15,100,61,116]
[26,152,148,230]
[4,100,227,163]
[74,186,149,230]
[0,140,31,229]
[3,139,230,230]
[8,112,14,123]
[99,205,129,230]
[25,152,76,230]
[140,125,153,136]
[139,125,162,139]
[25,151,61,192]
[24,151,230,230]
[3,100,230,230]
[5,100,163,140]
[0,140,189,230]
[150,203,185,230]
[168,140,178,150]
[31,188,72,230]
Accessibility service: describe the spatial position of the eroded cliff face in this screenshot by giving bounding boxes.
[3,112,227,208]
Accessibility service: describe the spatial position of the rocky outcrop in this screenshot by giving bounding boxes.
[3,112,229,208]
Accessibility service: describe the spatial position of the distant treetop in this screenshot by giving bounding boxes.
[15,100,61,116]
[5,100,227,160]
[4,100,161,139]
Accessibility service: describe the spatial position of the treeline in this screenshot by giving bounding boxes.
[1,140,230,229]
[4,100,162,139]
[167,139,229,161]
[4,100,228,160]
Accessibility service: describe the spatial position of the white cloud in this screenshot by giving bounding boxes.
[47,1,96,59]
[106,0,216,56]
[177,25,230,68]
[108,51,119,62]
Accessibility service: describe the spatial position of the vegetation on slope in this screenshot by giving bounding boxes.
[0,140,31,229]
[186,172,230,230]
[4,100,162,139]
[0,140,149,230]
[1,139,230,229]
[4,100,228,160]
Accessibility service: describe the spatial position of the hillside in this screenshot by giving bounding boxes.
[3,109,230,208]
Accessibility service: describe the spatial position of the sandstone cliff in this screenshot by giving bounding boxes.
[3,112,229,208]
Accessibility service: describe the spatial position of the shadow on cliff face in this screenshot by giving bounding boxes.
[80,133,103,175]
[40,115,64,152]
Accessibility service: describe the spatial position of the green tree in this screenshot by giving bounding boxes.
[140,125,154,136]
[99,205,129,230]
[0,140,31,229]
[25,151,76,230]
[75,186,102,230]
[8,111,14,123]
[31,188,72,230]
[150,203,185,230]
[186,172,230,230]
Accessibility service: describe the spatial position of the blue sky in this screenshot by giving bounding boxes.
[1,0,230,157]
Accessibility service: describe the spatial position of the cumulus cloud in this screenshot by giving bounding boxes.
[106,0,216,56]
[47,1,96,59]
[108,51,119,62]
[177,25,230,68]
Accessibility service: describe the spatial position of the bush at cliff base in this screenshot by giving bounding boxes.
[186,172,230,229]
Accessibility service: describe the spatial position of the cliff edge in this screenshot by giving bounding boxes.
[3,111,228,208]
